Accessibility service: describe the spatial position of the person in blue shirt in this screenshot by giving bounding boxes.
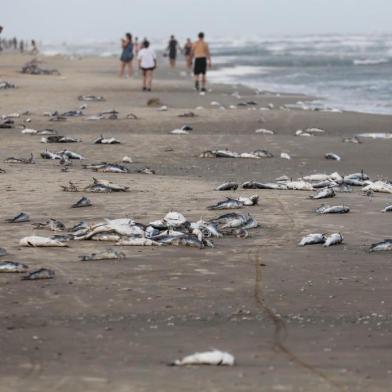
[120,33,134,78]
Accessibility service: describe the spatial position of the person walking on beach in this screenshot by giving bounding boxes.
[31,40,38,55]
[120,33,134,78]
[192,32,212,92]
[0,26,4,52]
[183,38,193,71]
[137,40,157,92]
[167,35,179,68]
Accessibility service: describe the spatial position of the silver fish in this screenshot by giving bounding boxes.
[116,238,161,246]
[382,205,392,212]
[33,218,65,231]
[22,268,55,280]
[59,150,84,160]
[325,153,341,161]
[369,239,392,252]
[94,135,121,144]
[310,187,335,200]
[242,181,287,190]
[6,212,29,223]
[72,196,92,208]
[79,249,126,261]
[0,261,29,273]
[215,182,239,191]
[323,233,343,247]
[41,135,79,143]
[298,233,326,246]
[90,232,122,241]
[207,198,244,210]
[315,205,350,214]
[78,95,105,102]
[41,149,62,160]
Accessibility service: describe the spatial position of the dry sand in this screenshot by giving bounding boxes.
[1,52,392,391]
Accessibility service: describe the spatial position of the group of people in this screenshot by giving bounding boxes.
[0,26,38,54]
[120,32,212,92]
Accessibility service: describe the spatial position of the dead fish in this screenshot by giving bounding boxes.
[6,212,30,223]
[79,249,126,261]
[178,111,196,118]
[126,113,138,119]
[255,128,275,135]
[61,110,83,117]
[298,233,326,246]
[362,181,392,194]
[122,156,133,163]
[32,218,65,231]
[241,181,287,190]
[61,181,80,192]
[280,152,291,160]
[137,167,155,175]
[170,128,189,135]
[0,261,29,273]
[83,163,129,173]
[332,183,353,193]
[310,187,335,200]
[0,247,7,257]
[369,239,392,252]
[382,205,392,212]
[171,350,235,366]
[200,150,240,158]
[216,182,239,191]
[78,95,105,102]
[19,236,68,247]
[41,135,79,143]
[21,127,38,135]
[285,181,314,191]
[315,205,350,214]
[325,153,341,161]
[41,149,62,160]
[342,136,361,144]
[252,149,274,158]
[208,198,244,210]
[22,268,55,280]
[94,135,121,144]
[90,232,122,242]
[116,238,161,246]
[72,196,92,208]
[237,195,259,206]
[165,234,204,248]
[4,153,35,164]
[88,178,129,192]
[323,233,343,247]
[59,150,84,160]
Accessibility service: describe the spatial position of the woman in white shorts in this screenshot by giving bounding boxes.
[137,40,157,92]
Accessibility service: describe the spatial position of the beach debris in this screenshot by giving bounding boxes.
[41,135,80,143]
[158,105,168,112]
[22,268,55,280]
[310,187,336,199]
[323,233,344,247]
[122,156,133,163]
[84,178,129,192]
[216,182,239,191]
[94,135,121,144]
[170,128,189,135]
[32,219,66,231]
[19,236,68,247]
[0,168,6,174]
[79,249,126,261]
[72,196,92,208]
[342,136,362,144]
[200,149,271,159]
[171,350,235,366]
[255,128,275,135]
[178,111,196,118]
[296,128,326,137]
[147,98,162,107]
[315,205,350,214]
[298,233,326,246]
[4,153,35,164]
[242,181,288,190]
[61,181,79,192]
[126,113,139,120]
[382,205,392,212]
[325,153,341,161]
[116,238,162,246]
[0,119,14,128]
[61,110,83,117]
[6,212,30,223]
[369,239,392,252]
[0,261,29,273]
[280,153,291,160]
[20,60,60,75]
[78,95,105,102]
[21,127,39,135]
[0,81,16,89]
[0,248,7,257]
[41,149,84,160]
[208,198,245,210]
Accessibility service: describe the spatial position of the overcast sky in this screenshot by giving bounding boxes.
[2,0,391,42]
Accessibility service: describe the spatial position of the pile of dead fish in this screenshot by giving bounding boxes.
[17,211,258,251]
[200,149,273,159]
[0,261,55,281]
[0,81,16,89]
[41,149,84,160]
[20,60,60,76]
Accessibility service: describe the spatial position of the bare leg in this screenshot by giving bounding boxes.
[119,62,125,77]
[142,70,147,90]
[147,70,153,90]
[201,74,207,91]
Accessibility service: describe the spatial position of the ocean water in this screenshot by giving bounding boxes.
[41,34,392,115]
[208,34,392,115]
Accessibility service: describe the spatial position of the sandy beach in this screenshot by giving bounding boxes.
[1,52,392,392]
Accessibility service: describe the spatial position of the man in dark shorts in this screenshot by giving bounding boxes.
[167,35,179,68]
[191,32,212,92]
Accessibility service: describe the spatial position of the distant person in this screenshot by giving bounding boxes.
[192,32,212,92]
[19,40,24,53]
[183,38,193,70]
[0,26,3,52]
[31,40,38,55]
[120,33,134,78]
[134,37,140,56]
[137,40,157,91]
[167,35,179,68]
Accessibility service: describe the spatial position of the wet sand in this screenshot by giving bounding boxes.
[1,53,392,391]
